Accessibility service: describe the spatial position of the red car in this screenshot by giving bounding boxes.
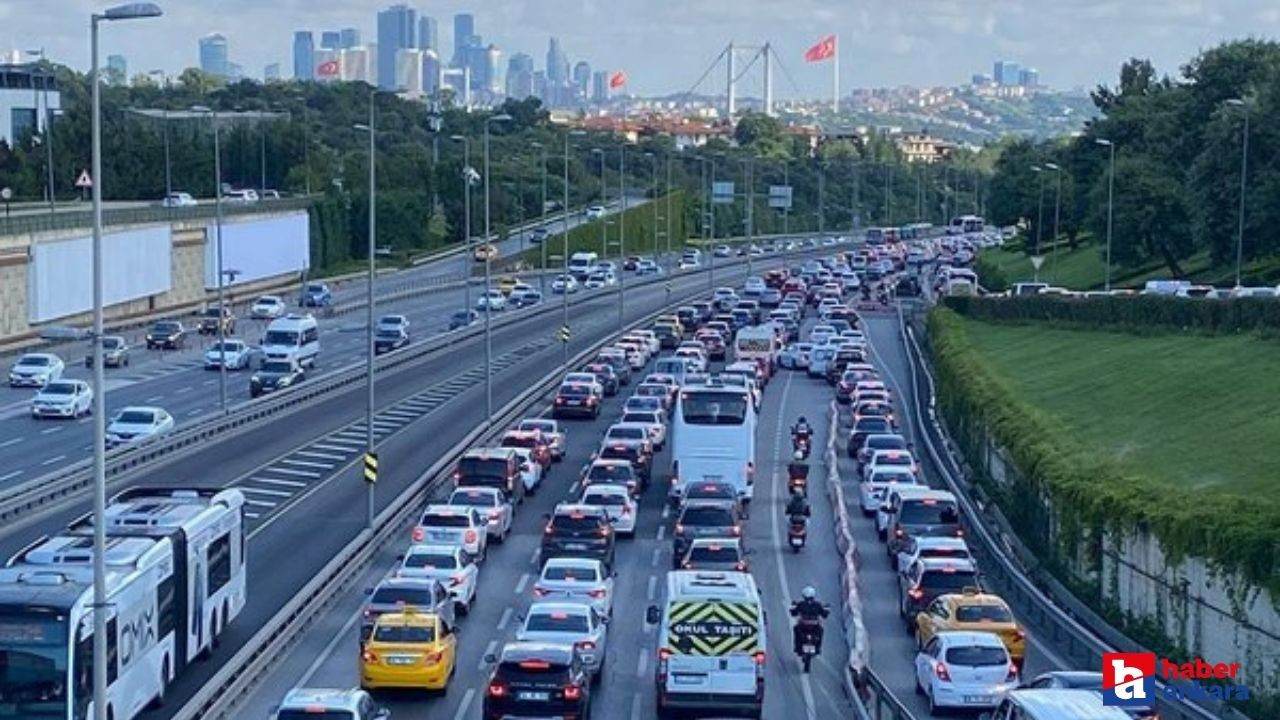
[499,430,552,467]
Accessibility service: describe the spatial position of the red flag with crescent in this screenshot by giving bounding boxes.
[804,35,836,63]
[316,60,340,77]
[609,71,627,89]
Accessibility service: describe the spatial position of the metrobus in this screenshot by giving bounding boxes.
[0,488,245,720]
[670,380,758,503]
[949,215,984,234]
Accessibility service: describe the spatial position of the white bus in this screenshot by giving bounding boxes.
[0,488,245,720]
[670,380,757,503]
[261,314,320,368]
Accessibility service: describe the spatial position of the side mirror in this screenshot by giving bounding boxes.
[482,652,498,665]
[373,709,391,720]
[395,553,405,562]
[645,605,660,624]
[744,548,756,556]
[363,587,374,596]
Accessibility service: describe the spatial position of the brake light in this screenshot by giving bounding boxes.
[675,524,684,536]
[735,562,747,571]
[576,640,597,651]
[489,510,502,520]
[908,587,924,600]
[487,681,508,697]
[731,524,742,537]
[1007,662,1019,681]
[424,651,443,664]
[452,469,461,480]
[450,573,466,587]
[587,588,606,599]
[1015,628,1026,639]
[753,651,766,666]
[464,529,478,544]
[555,397,565,405]
[895,528,904,538]
[412,527,424,542]
[362,649,379,664]
[563,684,582,701]
[658,647,673,661]
[519,660,551,670]
[956,528,965,537]
[544,524,555,534]
[935,662,951,682]
[533,587,550,597]
[621,505,631,516]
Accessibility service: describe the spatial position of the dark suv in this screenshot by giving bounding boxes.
[848,416,894,457]
[483,642,592,720]
[541,504,616,567]
[196,305,236,335]
[598,439,652,488]
[671,500,741,567]
[145,320,187,350]
[898,557,981,629]
[582,362,621,396]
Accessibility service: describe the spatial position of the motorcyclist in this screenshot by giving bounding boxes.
[790,586,830,654]
[785,487,810,518]
[791,416,812,439]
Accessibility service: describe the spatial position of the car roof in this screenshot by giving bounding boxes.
[939,591,1008,607]
[405,543,463,555]
[542,556,604,570]
[687,537,742,549]
[900,488,957,503]
[912,536,969,549]
[375,575,443,591]
[1003,690,1133,719]
[499,641,575,664]
[527,601,594,617]
[934,630,1006,647]
[582,483,630,496]
[372,608,442,628]
[279,688,366,711]
[916,557,978,572]
[553,503,607,516]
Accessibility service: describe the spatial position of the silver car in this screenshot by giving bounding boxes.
[359,576,456,642]
[516,601,609,680]
[446,487,513,542]
[532,557,615,617]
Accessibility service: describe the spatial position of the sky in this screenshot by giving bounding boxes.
[2,0,1277,97]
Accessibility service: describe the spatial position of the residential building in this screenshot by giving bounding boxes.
[314,49,339,83]
[506,53,534,99]
[418,16,438,52]
[340,27,361,48]
[453,13,476,67]
[292,30,314,80]
[199,33,229,78]
[533,70,547,102]
[106,54,127,85]
[377,4,417,91]
[264,63,281,81]
[0,63,61,146]
[422,49,443,95]
[340,46,371,83]
[320,31,341,50]
[894,130,953,164]
[1019,67,1039,88]
[395,48,424,93]
[572,61,591,100]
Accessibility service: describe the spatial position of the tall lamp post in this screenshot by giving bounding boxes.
[1031,164,1045,281]
[90,10,164,720]
[190,105,229,414]
[1044,162,1062,284]
[482,113,512,425]
[665,153,674,267]
[617,145,628,333]
[26,48,56,210]
[147,69,172,198]
[644,151,656,264]
[450,135,475,313]
[592,148,606,257]
[562,129,586,368]
[1225,98,1249,288]
[531,141,549,295]
[1095,138,1116,291]
[353,90,378,530]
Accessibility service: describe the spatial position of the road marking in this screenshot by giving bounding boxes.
[656,525,666,541]
[661,505,670,520]
[245,498,276,508]
[650,547,660,567]
[187,409,203,417]
[0,437,22,449]
[452,689,475,720]
[297,449,347,461]
[41,454,66,465]
[296,594,367,686]
[514,572,530,594]
[479,640,498,671]
[529,548,540,565]
[241,486,293,498]
[381,410,419,421]
[630,695,642,720]
[281,458,334,470]
[497,607,513,631]
[568,480,579,496]
[263,466,321,478]
[646,575,657,601]
[0,470,23,482]
[174,386,193,394]
[250,477,307,489]
[311,443,358,453]
[636,648,649,676]
[40,426,64,435]
[245,511,260,519]
[145,395,164,403]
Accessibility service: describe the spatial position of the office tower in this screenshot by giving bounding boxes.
[1019,67,1039,88]
[418,16,438,52]
[320,31,341,50]
[483,45,502,95]
[591,70,608,103]
[993,60,1020,86]
[572,61,591,99]
[340,27,361,48]
[453,13,476,66]
[264,63,281,81]
[971,73,992,86]
[377,4,418,90]
[546,37,568,85]
[106,54,127,84]
[199,33,229,78]
[422,49,443,94]
[464,44,489,91]
[340,46,371,83]
[395,48,424,92]
[367,43,379,86]
[442,67,471,107]
[293,31,314,80]
[533,70,547,102]
[506,53,534,100]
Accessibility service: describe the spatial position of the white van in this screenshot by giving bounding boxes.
[569,251,600,279]
[647,571,765,718]
[653,356,692,386]
[261,314,320,367]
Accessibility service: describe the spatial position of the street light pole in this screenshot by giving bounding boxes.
[709,156,717,288]
[191,104,229,414]
[1045,162,1062,284]
[594,148,606,258]
[27,49,55,210]
[618,146,626,333]
[1226,98,1249,287]
[354,91,377,530]
[1095,139,1116,291]
[532,141,548,296]
[665,153,673,267]
[482,114,512,425]
[148,70,172,198]
[1031,164,1045,280]
[451,135,473,313]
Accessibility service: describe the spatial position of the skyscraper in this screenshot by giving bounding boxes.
[377,4,418,90]
[1019,67,1039,88]
[591,71,608,104]
[546,37,568,85]
[199,33,229,78]
[452,13,475,67]
[572,61,591,100]
[293,31,314,80]
[418,16,438,52]
[106,54,127,85]
[422,49,442,95]
[506,53,534,100]
[994,60,1020,86]
[339,27,361,48]
[484,44,502,95]
[396,48,424,93]
[320,31,341,50]
[340,46,371,83]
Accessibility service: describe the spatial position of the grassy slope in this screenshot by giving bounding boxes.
[962,320,1280,496]
[984,243,1280,291]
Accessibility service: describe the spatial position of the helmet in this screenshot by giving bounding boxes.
[797,416,808,425]
[791,487,804,498]
[794,450,805,461]
[801,586,817,600]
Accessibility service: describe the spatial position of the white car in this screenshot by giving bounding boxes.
[105,406,175,448]
[914,631,1019,713]
[516,601,610,678]
[9,353,65,388]
[507,446,545,495]
[896,536,972,574]
[203,339,253,370]
[860,467,920,516]
[376,314,410,333]
[743,277,766,295]
[446,487,514,543]
[602,423,653,455]
[584,271,616,288]
[580,483,637,537]
[562,374,606,398]
[585,205,605,219]
[672,347,707,372]
[517,418,566,461]
[476,289,507,311]
[551,274,580,294]
[411,505,489,560]
[618,409,667,450]
[532,557,615,617]
[714,244,733,257]
[30,380,93,419]
[396,543,480,614]
[626,330,660,355]
[250,295,287,319]
[862,449,920,482]
[160,191,197,207]
[808,325,837,345]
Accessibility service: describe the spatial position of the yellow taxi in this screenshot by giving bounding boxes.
[360,608,458,691]
[497,276,520,295]
[914,589,1025,666]
[473,243,498,262]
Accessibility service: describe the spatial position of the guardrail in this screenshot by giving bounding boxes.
[896,306,1231,720]
[0,197,314,236]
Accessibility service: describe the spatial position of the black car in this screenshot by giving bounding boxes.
[654,324,680,349]
[450,309,479,330]
[898,558,981,629]
[553,383,601,419]
[483,642,592,720]
[825,348,866,385]
[671,500,741,567]
[597,440,652,488]
[680,480,746,520]
[675,306,700,331]
[373,328,409,354]
[848,416,894,456]
[145,321,187,350]
[540,504,616,567]
[896,275,922,297]
[582,362,620,396]
[690,301,714,323]
[250,359,305,398]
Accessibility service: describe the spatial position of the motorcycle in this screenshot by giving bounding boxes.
[794,618,825,673]
[787,514,807,553]
[792,432,812,460]
[787,461,810,496]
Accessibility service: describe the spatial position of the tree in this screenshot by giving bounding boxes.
[1086,155,1194,275]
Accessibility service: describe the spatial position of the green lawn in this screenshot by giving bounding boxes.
[962,320,1280,496]
[983,243,1280,291]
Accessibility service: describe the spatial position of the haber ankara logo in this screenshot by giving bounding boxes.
[1103,652,1155,707]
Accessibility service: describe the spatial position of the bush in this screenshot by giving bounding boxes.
[974,254,1010,293]
[944,295,1280,335]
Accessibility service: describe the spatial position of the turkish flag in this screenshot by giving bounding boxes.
[804,35,836,63]
[316,60,340,77]
[609,71,627,89]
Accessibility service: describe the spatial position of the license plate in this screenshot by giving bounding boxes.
[567,399,581,405]
[673,674,703,685]
[964,695,992,704]
[703,475,723,482]
[429,531,453,541]
[518,691,550,701]
[802,644,817,654]
[387,655,416,665]
[564,542,587,550]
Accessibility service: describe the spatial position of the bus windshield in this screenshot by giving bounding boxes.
[263,330,300,345]
[679,391,749,425]
[0,611,70,718]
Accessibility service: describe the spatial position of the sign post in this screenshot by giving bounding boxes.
[75,169,93,201]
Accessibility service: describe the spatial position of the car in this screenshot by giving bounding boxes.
[83,336,130,369]
[914,631,1019,713]
[250,359,306,398]
[516,602,610,680]
[596,439,652,489]
[203,339,254,370]
[585,205,606,219]
[584,270,616,288]
[848,415,895,456]
[886,489,963,554]
[449,309,480,330]
[160,191,197,207]
[530,226,549,243]
[455,447,526,505]
[680,480,745,513]
[9,353,66,388]
[412,505,489,559]
[476,289,508,311]
[532,557,616,617]
[778,342,813,370]
[105,406,174,448]
[581,362,620,396]
[359,608,458,691]
[618,409,667,450]
[593,350,633,385]
[30,380,93,419]
[580,484,637,537]
[145,320,187,350]
[373,327,410,354]
[633,382,675,410]
[360,576,457,642]
[517,418,566,461]
[694,329,727,360]
[301,282,332,307]
[602,423,654,457]
[396,543,480,614]
[498,276,521,296]
[581,458,640,497]
[482,642,593,720]
[551,274,580,294]
[376,314,410,333]
[914,589,1025,667]
[900,557,982,627]
[540,504,616,568]
[714,244,733,257]
[679,537,750,572]
[507,446,546,496]
[671,499,741,567]
[447,486,514,542]
[250,295,287,320]
[863,448,919,482]
[553,382,602,419]
[473,243,498,261]
[511,288,543,307]
[196,305,236,335]
[224,188,259,203]
[272,688,389,720]
[500,429,554,469]
[860,466,921,516]
[636,259,661,275]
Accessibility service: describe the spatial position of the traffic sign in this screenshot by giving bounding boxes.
[558,325,571,343]
[75,169,93,189]
[363,451,378,484]
[1030,255,1045,271]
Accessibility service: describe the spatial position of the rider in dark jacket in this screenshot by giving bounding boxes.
[790,586,830,653]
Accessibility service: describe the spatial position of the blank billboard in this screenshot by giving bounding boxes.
[205,212,310,289]
[28,226,172,323]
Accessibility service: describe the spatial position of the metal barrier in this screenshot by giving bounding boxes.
[0,197,313,236]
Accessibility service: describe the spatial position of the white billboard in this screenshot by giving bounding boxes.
[28,226,172,323]
[204,212,310,289]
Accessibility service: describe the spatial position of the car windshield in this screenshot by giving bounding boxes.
[376,329,402,339]
[582,491,627,506]
[679,391,749,425]
[608,427,646,440]
[372,624,435,643]
[306,284,325,294]
[542,565,599,582]
[276,712,353,720]
[945,645,1008,667]
[459,457,510,479]
[370,587,438,606]
[404,553,457,570]
[452,311,471,320]
[868,436,907,451]
[636,385,666,397]
[264,330,300,345]
[115,410,155,424]
[202,308,223,317]
[901,500,960,525]
[379,316,402,324]
[874,454,912,467]
[422,514,470,528]
[261,361,294,374]
[526,612,590,633]
[101,338,123,349]
[551,513,603,532]
[680,506,734,526]
[497,661,571,684]
[208,342,242,352]
[449,491,497,507]
[922,569,979,592]
[856,418,891,433]
[588,464,633,481]
[560,385,590,397]
[688,545,738,563]
[955,604,1013,623]
[40,383,75,395]
[502,435,539,449]
[153,322,179,332]
[622,413,658,424]
[687,484,734,500]
[520,421,554,433]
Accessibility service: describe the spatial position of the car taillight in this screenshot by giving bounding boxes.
[489,510,502,520]
[452,469,461,480]
[599,526,612,537]
[412,527,424,542]
[908,587,924,600]
[555,397,565,405]
[544,524,555,534]
[576,640,597,651]
[362,649,379,664]
[563,684,583,701]
[487,681,508,697]
[735,562,747,571]
[731,525,741,536]
[587,589,606,599]
[955,528,965,537]
[621,505,631,516]
[935,662,951,682]
[464,529,478,544]
[1006,662,1019,681]
[424,651,443,664]
[895,528,904,538]
[1015,628,1026,639]
[753,651,766,666]
[675,524,684,536]
[450,573,466,587]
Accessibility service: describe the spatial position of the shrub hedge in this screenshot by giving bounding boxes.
[943,294,1280,335]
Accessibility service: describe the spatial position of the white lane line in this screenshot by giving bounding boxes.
[656,525,666,541]
[42,454,67,465]
[630,695,642,720]
[452,688,476,720]
[650,547,660,567]
[241,486,293,498]
[497,607,513,631]
[263,466,322,478]
[381,410,419,421]
[174,386,193,394]
[297,449,347,461]
[245,511,261,519]
[646,575,657,601]
[145,395,164,403]
[568,481,579,496]
[312,442,358,453]
[636,648,649,677]
[514,572,530,594]
[250,477,307,489]
[479,640,499,671]
[0,470,24,482]
[297,595,367,686]
[661,505,670,520]
[0,437,22,448]
[203,379,217,386]
[529,548,540,565]
[40,426,64,435]
[187,409,203,417]
[245,498,277,508]
[281,458,334,470]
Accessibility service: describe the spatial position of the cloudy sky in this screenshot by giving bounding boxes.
[2,0,1276,96]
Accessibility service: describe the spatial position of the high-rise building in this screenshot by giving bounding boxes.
[465,44,489,92]
[340,27,361,48]
[532,71,547,103]
[572,61,591,99]
[1019,67,1039,88]
[546,37,568,86]
[506,53,534,100]
[293,31,314,80]
[313,49,339,83]
[377,4,418,90]
[591,70,608,104]
[340,46,371,83]
[483,45,502,95]
[199,33,229,78]
[971,73,992,86]
[396,48,424,93]
[993,60,1020,86]
[264,63,281,81]
[418,16,438,52]
[422,49,443,95]
[320,31,341,50]
[106,54,127,85]
[453,13,476,67]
